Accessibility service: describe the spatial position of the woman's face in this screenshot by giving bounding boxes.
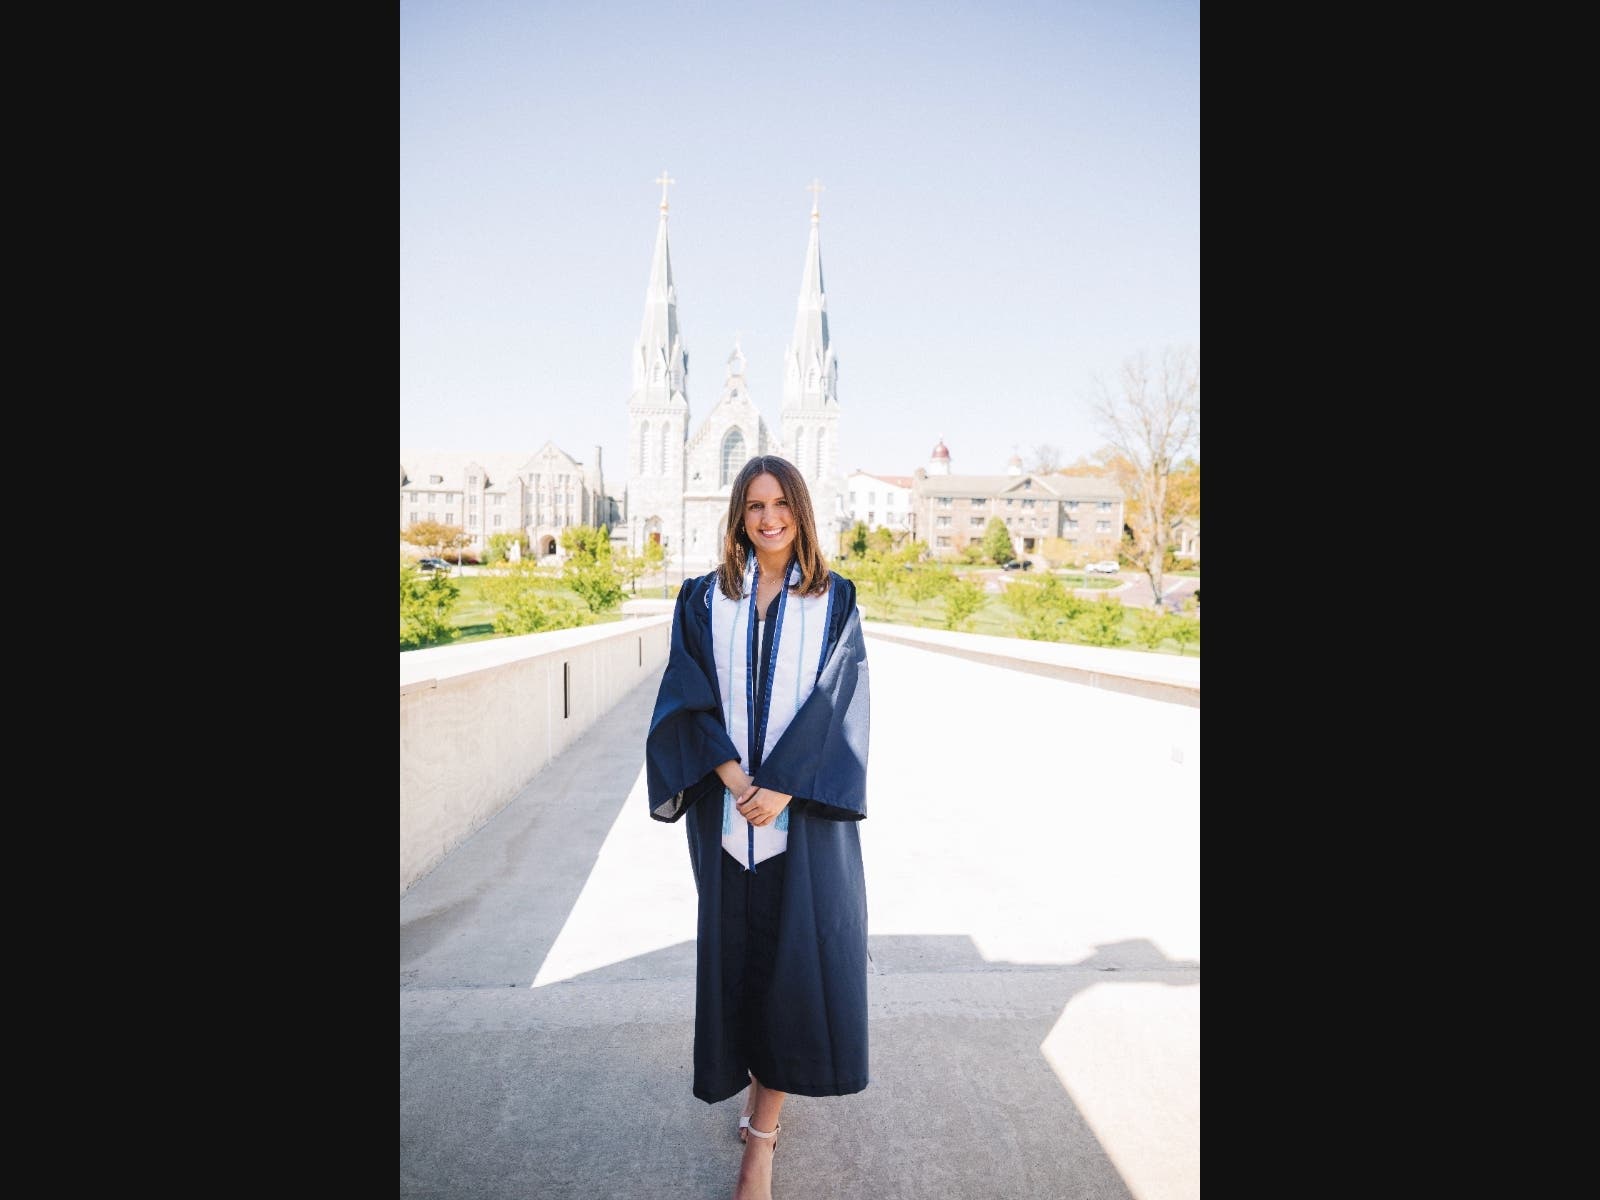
[742,472,797,561]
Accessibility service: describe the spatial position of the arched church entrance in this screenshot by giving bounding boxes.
[541,536,557,556]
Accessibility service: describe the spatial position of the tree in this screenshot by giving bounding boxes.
[846,520,870,557]
[560,524,612,565]
[867,525,896,555]
[403,520,459,559]
[614,548,649,594]
[1071,594,1126,647]
[1039,536,1076,569]
[942,576,985,631]
[1029,444,1062,475]
[1001,574,1084,641]
[1087,347,1199,609]
[559,524,625,613]
[903,562,950,604]
[566,561,626,613]
[400,560,460,649]
[1167,613,1199,656]
[485,531,528,566]
[481,558,591,635]
[981,516,1015,564]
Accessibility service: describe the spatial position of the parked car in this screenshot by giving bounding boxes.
[1086,560,1121,574]
[418,557,451,572]
[1001,559,1034,571]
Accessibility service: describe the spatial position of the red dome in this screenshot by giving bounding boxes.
[931,438,950,459]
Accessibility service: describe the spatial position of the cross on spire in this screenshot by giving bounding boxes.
[655,170,675,213]
[807,178,824,220]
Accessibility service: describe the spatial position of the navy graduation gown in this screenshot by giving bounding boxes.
[646,569,871,1103]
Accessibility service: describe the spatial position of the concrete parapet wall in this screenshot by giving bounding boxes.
[862,621,1199,707]
[400,616,673,895]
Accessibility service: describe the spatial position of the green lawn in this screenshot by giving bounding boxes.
[853,586,1200,657]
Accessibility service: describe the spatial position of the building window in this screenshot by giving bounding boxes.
[469,517,478,529]
[937,536,951,547]
[408,512,418,524]
[886,494,895,506]
[660,425,668,476]
[971,498,987,508]
[445,513,455,524]
[1022,499,1035,508]
[493,514,503,527]
[639,422,650,474]
[850,492,857,505]
[1067,500,1080,510]
[493,494,503,505]
[406,491,417,501]
[815,428,825,474]
[1096,520,1111,532]
[970,517,984,527]
[429,474,443,484]
[1099,500,1111,510]
[427,512,436,522]
[469,496,477,507]
[468,476,478,488]
[937,497,952,508]
[936,516,951,527]
[867,492,876,505]
[1066,518,1079,530]
[867,512,875,523]
[721,428,747,487]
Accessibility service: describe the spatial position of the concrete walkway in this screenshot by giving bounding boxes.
[401,635,1199,1199]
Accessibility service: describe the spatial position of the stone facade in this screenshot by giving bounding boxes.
[911,459,1125,560]
[399,443,617,558]
[623,190,844,575]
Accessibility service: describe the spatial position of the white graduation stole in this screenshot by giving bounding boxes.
[709,558,834,868]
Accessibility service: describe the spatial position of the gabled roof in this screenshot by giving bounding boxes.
[401,449,588,493]
[850,471,914,488]
[914,472,1124,500]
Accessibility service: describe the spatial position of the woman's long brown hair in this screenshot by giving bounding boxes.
[717,455,831,600]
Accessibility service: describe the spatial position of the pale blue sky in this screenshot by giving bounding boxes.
[401,0,1198,485]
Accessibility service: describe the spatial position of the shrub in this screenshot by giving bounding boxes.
[1070,594,1126,646]
[400,560,460,649]
[942,576,985,631]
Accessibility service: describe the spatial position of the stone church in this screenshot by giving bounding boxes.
[621,183,843,574]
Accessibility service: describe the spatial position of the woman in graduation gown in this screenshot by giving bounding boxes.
[646,455,870,1200]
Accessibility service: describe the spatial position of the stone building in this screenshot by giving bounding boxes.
[621,181,845,573]
[909,440,1125,559]
[399,443,618,558]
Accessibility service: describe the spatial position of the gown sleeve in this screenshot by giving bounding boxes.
[645,576,742,822]
[752,577,870,822]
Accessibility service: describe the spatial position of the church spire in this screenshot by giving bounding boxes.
[633,171,687,405]
[784,179,835,412]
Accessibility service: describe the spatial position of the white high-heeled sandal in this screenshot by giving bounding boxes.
[737,1075,756,1142]
[745,1121,780,1155]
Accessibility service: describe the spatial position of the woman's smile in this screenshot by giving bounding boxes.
[743,472,797,559]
